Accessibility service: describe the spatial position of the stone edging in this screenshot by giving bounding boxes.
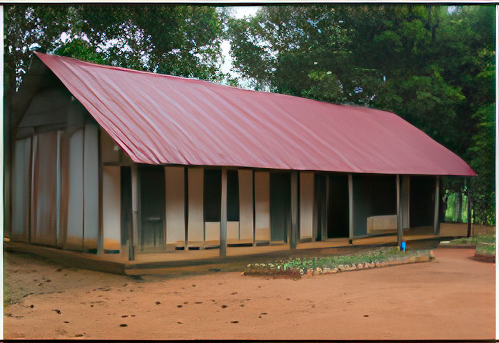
[301,255,434,277]
[243,252,435,278]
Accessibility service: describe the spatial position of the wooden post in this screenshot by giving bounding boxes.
[30,135,38,243]
[433,176,440,235]
[322,175,329,241]
[290,171,298,249]
[348,174,353,244]
[396,174,403,246]
[312,177,317,242]
[220,168,228,257]
[129,164,139,261]
[54,131,62,246]
[401,176,410,230]
[466,179,472,238]
[252,171,256,247]
[184,167,189,249]
[97,129,104,255]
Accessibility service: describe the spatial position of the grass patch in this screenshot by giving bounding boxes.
[448,232,495,257]
[244,247,434,278]
[475,243,495,256]
[447,237,475,245]
[4,278,24,307]
[475,235,495,256]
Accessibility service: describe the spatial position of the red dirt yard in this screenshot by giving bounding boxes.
[4,247,494,340]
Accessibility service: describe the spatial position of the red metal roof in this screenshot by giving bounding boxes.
[35,52,475,176]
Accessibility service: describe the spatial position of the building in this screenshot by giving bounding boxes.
[8,52,475,264]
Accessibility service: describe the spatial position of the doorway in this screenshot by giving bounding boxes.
[270,172,291,243]
[139,165,166,251]
[327,174,349,238]
[410,176,435,228]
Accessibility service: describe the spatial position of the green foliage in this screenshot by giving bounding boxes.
[3,4,227,156]
[4,5,73,94]
[76,5,224,80]
[53,38,105,64]
[444,191,468,223]
[5,5,495,226]
[228,4,495,224]
[448,231,494,256]
[228,6,354,95]
[468,97,495,226]
[475,242,495,256]
[5,4,226,98]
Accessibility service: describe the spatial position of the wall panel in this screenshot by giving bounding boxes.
[299,172,314,240]
[238,170,253,242]
[204,222,220,242]
[12,137,31,240]
[204,222,239,243]
[58,131,69,247]
[254,171,270,242]
[32,131,58,246]
[83,123,99,252]
[66,129,84,250]
[103,166,121,252]
[165,166,185,246]
[227,222,239,241]
[187,168,204,244]
[101,129,120,163]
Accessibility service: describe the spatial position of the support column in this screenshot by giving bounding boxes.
[30,135,38,243]
[290,171,298,249]
[56,131,61,246]
[401,176,410,229]
[97,130,104,255]
[321,175,329,241]
[466,179,472,238]
[396,174,403,246]
[252,171,256,246]
[220,168,228,257]
[129,164,139,261]
[433,176,440,235]
[348,174,353,244]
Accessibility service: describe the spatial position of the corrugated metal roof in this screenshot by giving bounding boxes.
[34,52,475,176]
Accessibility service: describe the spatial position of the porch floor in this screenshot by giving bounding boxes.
[4,222,469,275]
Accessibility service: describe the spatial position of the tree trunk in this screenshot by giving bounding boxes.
[455,191,462,222]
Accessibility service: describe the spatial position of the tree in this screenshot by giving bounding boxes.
[4,4,227,131]
[228,4,495,224]
[76,5,225,80]
[3,4,228,233]
[5,5,226,90]
[53,38,105,64]
[228,6,354,95]
[4,5,72,103]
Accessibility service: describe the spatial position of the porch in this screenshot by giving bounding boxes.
[4,223,468,276]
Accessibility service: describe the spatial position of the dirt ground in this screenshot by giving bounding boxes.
[3,247,495,340]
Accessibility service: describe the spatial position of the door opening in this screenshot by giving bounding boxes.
[270,172,291,242]
[138,165,166,251]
